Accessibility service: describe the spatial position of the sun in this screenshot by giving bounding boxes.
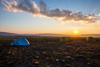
[74,30,78,34]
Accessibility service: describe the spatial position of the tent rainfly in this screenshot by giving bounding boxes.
[11,38,30,46]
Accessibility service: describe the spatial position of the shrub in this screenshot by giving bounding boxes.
[60,37,70,43]
[86,37,93,41]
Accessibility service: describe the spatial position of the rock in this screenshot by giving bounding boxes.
[56,59,59,62]
[67,64,71,67]
[15,48,17,50]
[43,51,46,54]
[7,51,12,55]
[28,63,31,65]
[12,52,15,55]
[47,65,50,67]
[46,57,49,60]
[88,63,91,65]
[35,56,39,59]
[7,61,13,64]
[34,61,39,65]
[62,59,65,62]
[66,56,71,59]
[36,51,39,54]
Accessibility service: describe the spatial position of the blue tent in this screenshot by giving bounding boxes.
[11,38,30,46]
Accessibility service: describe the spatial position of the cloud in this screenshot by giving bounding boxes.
[0,0,3,8]
[1,0,100,23]
[39,0,48,14]
[98,14,100,16]
[1,0,40,14]
[39,0,99,23]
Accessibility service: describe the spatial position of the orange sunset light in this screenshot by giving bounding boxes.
[74,30,78,35]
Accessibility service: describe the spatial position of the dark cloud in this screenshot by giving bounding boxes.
[1,0,99,23]
[39,0,47,14]
[0,0,3,8]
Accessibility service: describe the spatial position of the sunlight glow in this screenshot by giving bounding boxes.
[74,30,78,34]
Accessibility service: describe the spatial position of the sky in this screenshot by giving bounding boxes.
[0,0,100,35]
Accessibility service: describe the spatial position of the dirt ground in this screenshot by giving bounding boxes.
[0,37,100,67]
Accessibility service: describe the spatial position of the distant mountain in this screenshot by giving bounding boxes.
[33,33,68,37]
[0,32,19,36]
[0,32,68,37]
[81,34,100,37]
[0,32,100,37]
[0,32,34,36]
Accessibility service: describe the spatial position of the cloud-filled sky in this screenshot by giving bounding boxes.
[0,0,100,34]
